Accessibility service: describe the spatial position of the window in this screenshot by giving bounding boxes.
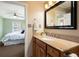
[12,21,21,32]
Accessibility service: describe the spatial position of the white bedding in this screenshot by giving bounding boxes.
[3,40,24,46]
[1,31,25,43]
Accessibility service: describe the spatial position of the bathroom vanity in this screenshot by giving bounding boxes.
[32,1,78,57]
[32,34,79,57]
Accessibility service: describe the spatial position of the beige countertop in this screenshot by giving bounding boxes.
[34,34,79,52]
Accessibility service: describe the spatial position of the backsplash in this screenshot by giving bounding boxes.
[46,32,79,43]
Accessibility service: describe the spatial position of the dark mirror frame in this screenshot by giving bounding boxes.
[45,1,77,29]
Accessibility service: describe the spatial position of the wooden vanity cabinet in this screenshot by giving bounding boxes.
[32,37,61,57]
[32,37,46,57]
[32,37,79,57]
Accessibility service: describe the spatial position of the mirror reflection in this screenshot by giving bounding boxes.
[46,1,71,26]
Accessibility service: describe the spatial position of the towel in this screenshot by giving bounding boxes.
[68,53,78,57]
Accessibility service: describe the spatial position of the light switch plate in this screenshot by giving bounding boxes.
[28,24,32,28]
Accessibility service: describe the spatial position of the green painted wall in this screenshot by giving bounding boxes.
[0,17,3,39]
[0,17,25,40]
[3,18,25,36]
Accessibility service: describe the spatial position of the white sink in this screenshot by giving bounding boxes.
[42,36,56,40]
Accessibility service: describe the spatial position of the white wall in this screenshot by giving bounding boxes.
[25,2,44,56]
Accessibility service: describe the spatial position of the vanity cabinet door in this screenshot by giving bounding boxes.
[33,42,36,57]
[36,45,46,57]
[36,42,46,57]
[39,47,46,57]
[36,44,40,57]
[36,39,46,50]
[47,45,60,57]
[32,37,36,57]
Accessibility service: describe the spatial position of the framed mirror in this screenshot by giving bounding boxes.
[45,1,77,29]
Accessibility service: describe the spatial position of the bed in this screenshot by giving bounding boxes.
[0,30,25,57]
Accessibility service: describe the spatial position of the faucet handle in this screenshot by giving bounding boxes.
[41,32,46,37]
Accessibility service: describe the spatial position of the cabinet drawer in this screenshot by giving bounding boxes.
[36,39,46,50]
[47,45,59,57]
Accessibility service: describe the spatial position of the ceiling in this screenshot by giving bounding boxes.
[22,1,46,4]
[0,1,25,20]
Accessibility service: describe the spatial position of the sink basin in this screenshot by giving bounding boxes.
[42,38,52,40]
[42,36,56,40]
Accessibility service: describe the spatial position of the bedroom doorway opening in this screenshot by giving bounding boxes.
[0,1,25,57]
